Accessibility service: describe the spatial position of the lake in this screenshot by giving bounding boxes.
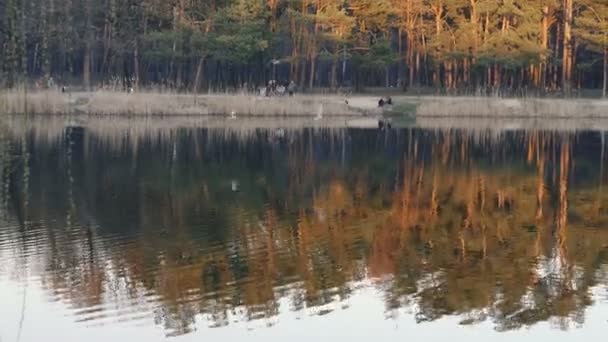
[0,117,607,341]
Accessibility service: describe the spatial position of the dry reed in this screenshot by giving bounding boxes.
[413,96,608,118]
[0,90,364,116]
[2,90,608,118]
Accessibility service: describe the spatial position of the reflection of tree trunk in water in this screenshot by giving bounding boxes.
[533,133,547,220]
[527,133,536,164]
[415,162,425,216]
[264,209,277,278]
[459,231,466,260]
[399,157,412,228]
[16,132,30,342]
[430,171,438,218]
[482,225,487,259]
[460,136,468,163]
[557,139,570,264]
[536,155,545,220]
[479,176,486,211]
[596,133,605,217]
[397,137,422,228]
[296,211,314,297]
[441,132,451,165]
[464,180,475,229]
[341,131,346,167]
[66,127,76,227]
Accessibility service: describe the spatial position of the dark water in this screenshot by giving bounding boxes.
[1,120,608,341]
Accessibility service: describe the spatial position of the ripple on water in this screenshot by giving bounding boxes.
[3,127,608,340]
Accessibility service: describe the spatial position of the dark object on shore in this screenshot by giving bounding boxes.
[387,97,393,105]
[378,119,392,130]
[61,86,66,93]
[345,99,349,105]
[378,98,385,107]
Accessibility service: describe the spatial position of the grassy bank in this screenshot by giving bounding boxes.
[410,96,608,118]
[0,90,365,116]
[1,90,607,118]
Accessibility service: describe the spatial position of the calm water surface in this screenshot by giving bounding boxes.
[1,118,607,341]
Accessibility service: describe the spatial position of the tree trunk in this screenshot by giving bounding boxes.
[494,64,500,91]
[415,51,420,87]
[19,0,27,85]
[409,45,415,88]
[41,0,51,78]
[102,0,115,78]
[133,46,140,90]
[552,22,561,90]
[309,56,316,90]
[192,56,205,93]
[445,61,452,90]
[562,0,573,95]
[289,8,298,83]
[83,0,93,90]
[342,45,347,85]
[299,60,307,88]
[83,45,91,90]
[398,28,404,87]
[330,56,338,90]
[540,5,550,90]
[603,47,607,98]
[433,5,444,89]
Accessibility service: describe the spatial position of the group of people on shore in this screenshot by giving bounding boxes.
[378,97,393,107]
[34,76,57,90]
[260,80,297,97]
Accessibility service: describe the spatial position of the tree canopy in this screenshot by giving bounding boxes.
[0,0,606,95]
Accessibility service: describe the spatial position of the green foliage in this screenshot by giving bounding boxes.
[210,1,272,63]
[352,40,398,70]
[574,0,608,53]
[0,0,606,91]
[143,31,181,61]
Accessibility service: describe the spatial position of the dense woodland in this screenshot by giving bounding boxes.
[0,0,607,95]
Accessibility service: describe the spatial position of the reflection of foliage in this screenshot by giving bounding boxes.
[1,128,608,337]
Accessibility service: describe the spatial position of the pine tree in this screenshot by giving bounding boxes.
[575,0,608,97]
[562,0,574,94]
[0,0,607,94]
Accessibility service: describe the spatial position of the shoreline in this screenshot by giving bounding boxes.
[5,114,608,136]
[1,90,607,118]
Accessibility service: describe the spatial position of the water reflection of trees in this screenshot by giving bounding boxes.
[1,127,608,336]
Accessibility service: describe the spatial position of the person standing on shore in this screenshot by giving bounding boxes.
[46,77,55,89]
[288,80,296,96]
